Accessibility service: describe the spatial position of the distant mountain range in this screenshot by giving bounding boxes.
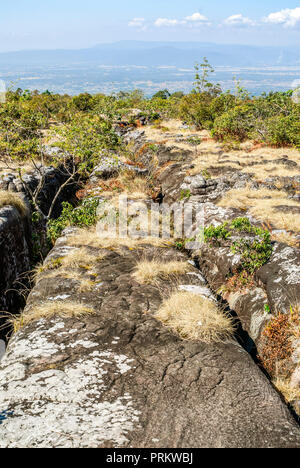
[0,41,300,67]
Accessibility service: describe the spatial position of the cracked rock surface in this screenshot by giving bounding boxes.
[0,230,299,448]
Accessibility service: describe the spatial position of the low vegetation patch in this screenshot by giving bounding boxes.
[67,227,172,251]
[11,301,96,332]
[260,305,299,377]
[204,217,273,276]
[35,247,103,277]
[260,305,300,414]
[273,378,300,415]
[34,247,104,294]
[47,197,100,243]
[155,291,235,343]
[218,187,300,234]
[133,259,190,284]
[0,190,28,217]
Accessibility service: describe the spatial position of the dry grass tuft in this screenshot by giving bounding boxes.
[273,377,300,413]
[98,172,150,201]
[33,248,103,294]
[11,301,95,332]
[56,247,102,270]
[133,259,190,284]
[34,248,103,277]
[189,143,300,180]
[155,291,235,343]
[0,190,28,217]
[265,304,300,414]
[271,231,299,248]
[260,304,300,414]
[67,227,171,251]
[218,187,300,234]
[118,172,150,199]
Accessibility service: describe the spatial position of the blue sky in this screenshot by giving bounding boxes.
[1,1,300,51]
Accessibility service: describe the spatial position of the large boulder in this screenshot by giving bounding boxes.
[256,243,300,311]
[0,230,299,448]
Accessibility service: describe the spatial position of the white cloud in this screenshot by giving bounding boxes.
[224,14,256,27]
[185,13,209,23]
[154,12,210,28]
[154,18,183,27]
[128,18,146,28]
[264,7,300,28]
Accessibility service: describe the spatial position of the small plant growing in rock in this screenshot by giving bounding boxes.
[204,222,231,244]
[231,229,272,275]
[204,217,273,277]
[180,189,191,201]
[148,144,160,154]
[187,136,202,146]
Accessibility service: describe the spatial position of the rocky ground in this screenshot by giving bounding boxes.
[0,119,299,447]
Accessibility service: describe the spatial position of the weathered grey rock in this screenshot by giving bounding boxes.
[0,231,299,448]
[42,145,65,158]
[256,243,300,312]
[190,204,300,352]
[181,174,207,194]
[122,129,145,146]
[91,156,122,181]
[90,156,148,183]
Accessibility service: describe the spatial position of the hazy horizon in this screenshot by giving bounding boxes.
[1,1,300,52]
[1,2,300,96]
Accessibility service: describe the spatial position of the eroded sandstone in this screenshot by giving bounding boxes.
[0,229,299,448]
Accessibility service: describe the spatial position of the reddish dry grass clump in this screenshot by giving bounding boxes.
[260,312,296,377]
[223,270,255,293]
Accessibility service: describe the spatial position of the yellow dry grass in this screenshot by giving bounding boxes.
[34,248,103,276]
[67,227,172,251]
[0,190,28,217]
[189,143,300,180]
[218,187,300,233]
[11,301,95,332]
[97,173,150,202]
[119,173,150,198]
[155,291,235,343]
[143,120,300,182]
[143,120,211,152]
[190,153,229,176]
[36,268,96,292]
[242,164,300,180]
[55,247,102,270]
[273,377,300,413]
[34,248,103,294]
[133,259,190,284]
[0,161,35,176]
[271,231,299,247]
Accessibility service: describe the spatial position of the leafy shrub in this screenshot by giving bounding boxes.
[47,198,100,243]
[212,105,255,141]
[179,93,214,129]
[204,218,273,276]
[71,93,94,112]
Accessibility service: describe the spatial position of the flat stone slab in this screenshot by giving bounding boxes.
[0,233,299,448]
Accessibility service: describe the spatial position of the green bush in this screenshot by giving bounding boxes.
[212,105,255,141]
[179,93,214,129]
[204,218,273,276]
[47,198,100,243]
[264,113,300,147]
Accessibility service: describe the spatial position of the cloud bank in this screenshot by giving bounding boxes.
[129,8,300,30]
